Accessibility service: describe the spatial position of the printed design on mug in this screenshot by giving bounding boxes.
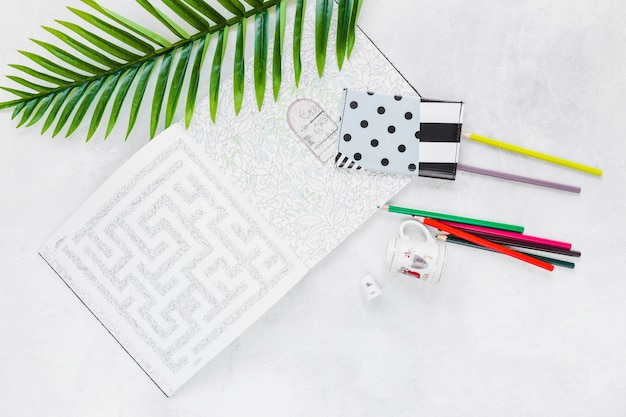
[399,267,421,278]
[398,267,431,280]
[404,250,429,269]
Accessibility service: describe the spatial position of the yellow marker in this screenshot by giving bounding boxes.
[462,132,603,176]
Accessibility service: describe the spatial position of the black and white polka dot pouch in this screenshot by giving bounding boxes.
[336,89,463,180]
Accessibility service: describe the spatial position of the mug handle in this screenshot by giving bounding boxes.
[399,219,434,243]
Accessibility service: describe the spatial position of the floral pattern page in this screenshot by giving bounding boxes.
[187,2,417,268]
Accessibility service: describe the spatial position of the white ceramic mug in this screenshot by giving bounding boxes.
[386,219,447,282]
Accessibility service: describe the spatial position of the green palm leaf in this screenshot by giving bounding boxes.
[315,0,333,77]
[347,0,363,57]
[210,29,228,122]
[68,7,157,54]
[41,89,71,134]
[233,20,246,115]
[293,0,306,87]
[17,98,42,128]
[217,0,246,16]
[185,35,210,127]
[181,0,226,24]
[42,26,123,69]
[26,95,55,127]
[335,0,352,69]
[136,0,191,39]
[11,102,28,119]
[18,50,87,82]
[30,39,106,75]
[150,53,174,138]
[56,20,141,62]
[272,0,287,101]
[1,88,31,100]
[254,9,269,111]
[80,0,172,48]
[161,0,210,31]
[87,72,122,140]
[52,84,88,137]
[7,63,69,86]
[126,60,156,139]
[0,0,366,140]
[166,41,194,128]
[66,77,106,137]
[106,65,140,138]
[244,0,264,7]
[6,76,53,94]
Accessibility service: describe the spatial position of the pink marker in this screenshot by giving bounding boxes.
[437,220,572,250]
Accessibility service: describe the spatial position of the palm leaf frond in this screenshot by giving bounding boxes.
[81,0,172,47]
[210,29,228,121]
[149,53,174,138]
[346,0,363,57]
[166,47,191,129]
[52,83,88,137]
[87,71,122,140]
[42,26,123,69]
[218,0,246,17]
[41,89,71,134]
[126,60,156,138]
[233,20,247,114]
[26,95,55,127]
[185,35,210,127]
[17,98,42,128]
[106,65,140,138]
[254,9,269,111]
[0,0,364,140]
[292,0,306,87]
[66,78,105,137]
[335,0,351,69]
[314,0,333,77]
[272,0,287,100]
[136,0,191,39]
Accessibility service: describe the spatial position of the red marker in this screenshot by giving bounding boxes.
[413,216,554,272]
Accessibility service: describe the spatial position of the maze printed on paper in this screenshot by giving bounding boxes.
[54,140,297,376]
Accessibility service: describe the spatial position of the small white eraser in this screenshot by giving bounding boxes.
[361,274,382,300]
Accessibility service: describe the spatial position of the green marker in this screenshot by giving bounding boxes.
[380,204,524,233]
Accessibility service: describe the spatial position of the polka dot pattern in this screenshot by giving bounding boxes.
[337,90,422,176]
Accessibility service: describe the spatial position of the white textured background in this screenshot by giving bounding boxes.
[1,1,625,416]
